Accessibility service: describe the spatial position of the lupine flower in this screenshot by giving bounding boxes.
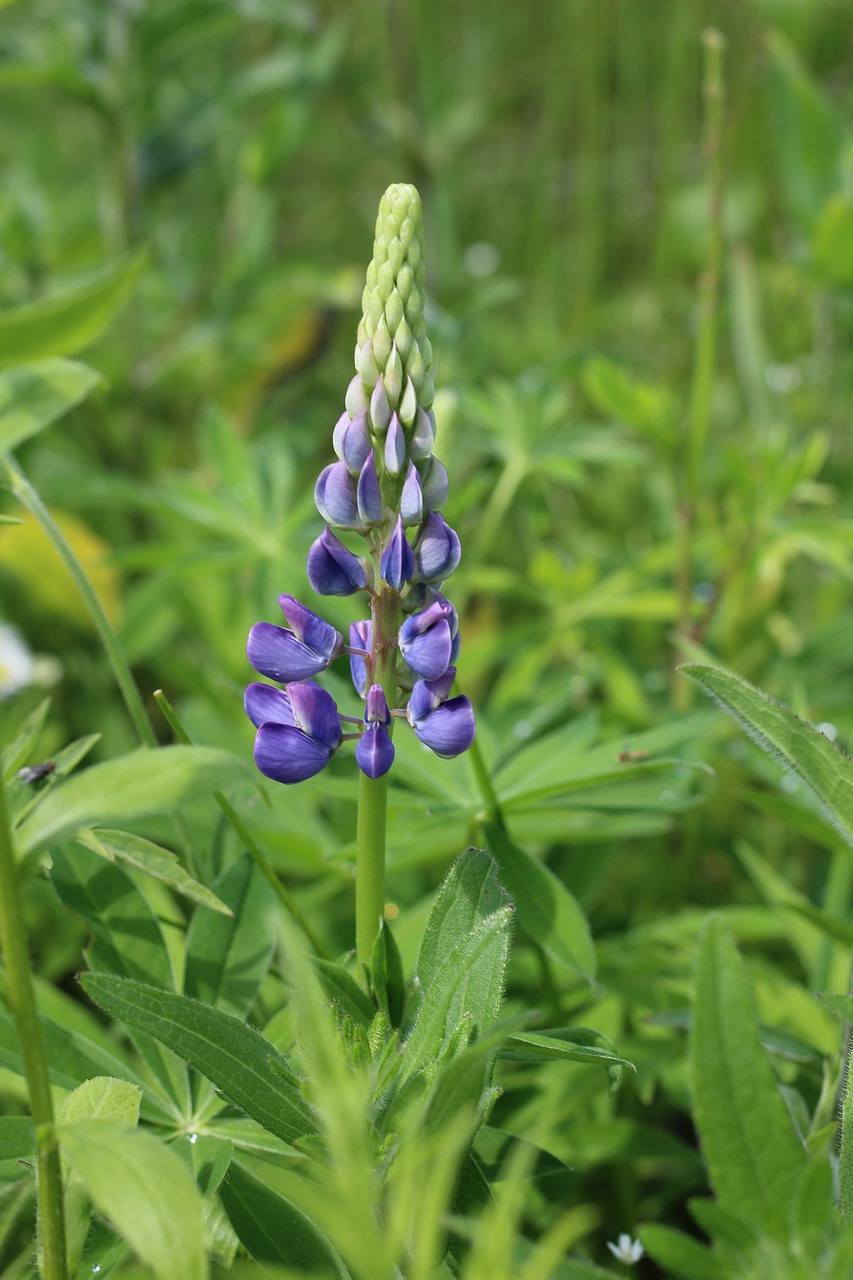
[245,182,475,784]
[247,595,343,683]
[355,685,395,779]
[407,669,475,758]
[307,527,368,597]
[248,681,343,783]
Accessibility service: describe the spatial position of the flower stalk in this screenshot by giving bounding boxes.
[244,184,475,963]
[0,774,68,1280]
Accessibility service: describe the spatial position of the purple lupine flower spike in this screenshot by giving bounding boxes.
[245,183,475,790]
[380,517,414,591]
[307,527,368,596]
[355,684,395,778]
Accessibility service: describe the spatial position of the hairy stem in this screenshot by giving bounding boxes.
[0,776,68,1280]
[355,585,399,967]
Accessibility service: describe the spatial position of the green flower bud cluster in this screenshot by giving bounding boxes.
[355,183,435,422]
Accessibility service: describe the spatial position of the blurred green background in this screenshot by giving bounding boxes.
[2,0,853,1262]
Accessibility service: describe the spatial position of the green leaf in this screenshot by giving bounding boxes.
[81,974,319,1147]
[370,917,405,1027]
[184,856,276,1017]
[0,360,102,452]
[813,192,853,287]
[0,253,146,366]
[401,888,512,1084]
[683,664,853,850]
[219,1160,350,1276]
[50,843,175,990]
[486,824,595,978]
[57,1077,141,1127]
[1,697,51,783]
[0,1006,172,1120]
[840,1047,853,1223]
[312,959,376,1030]
[17,745,244,856]
[691,917,806,1238]
[640,1224,726,1279]
[582,355,676,445]
[74,828,233,914]
[817,991,853,1021]
[415,849,510,1005]
[57,1120,206,1280]
[501,1027,633,1089]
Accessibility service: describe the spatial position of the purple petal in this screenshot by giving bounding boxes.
[349,620,372,697]
[409,695,475,758]
[413,512,461,583]
[400,600,450,639]
[244,682,295,729]
[400,463,424,526]
[341,411,372,476]
[315,462,360,528]
[355,724,395,779]
[357,452,384,526]
[365,684,390,725]
[287,682,343,750]
[384,413,407,477]
[307,528,368,597]
[407,668,457,721]
[380,516,414,590]
[277,595,342,659]
[254,723,335,784]
[247,622,332,682]
[400,618,452,681]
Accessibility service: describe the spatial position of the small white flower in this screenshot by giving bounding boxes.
[0,624,34,700]
[607,1232,644,1265]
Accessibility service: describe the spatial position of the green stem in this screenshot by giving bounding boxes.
[1,455,156,749]
[355,770,389,968]
[674,29,726,709]
[354,585,399,968]
[0,776,68,1280]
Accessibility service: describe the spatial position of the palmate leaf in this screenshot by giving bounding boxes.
[16,745,244,856]
[81,974,319,1148]
[691,917,806,1240]
[0,359,102,451]
[683,663,853,850]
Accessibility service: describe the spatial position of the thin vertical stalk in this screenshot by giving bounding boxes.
[1,455,156,749]
[674,29,726,707]
[355,585,398,968]
[0,776,68,1280]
